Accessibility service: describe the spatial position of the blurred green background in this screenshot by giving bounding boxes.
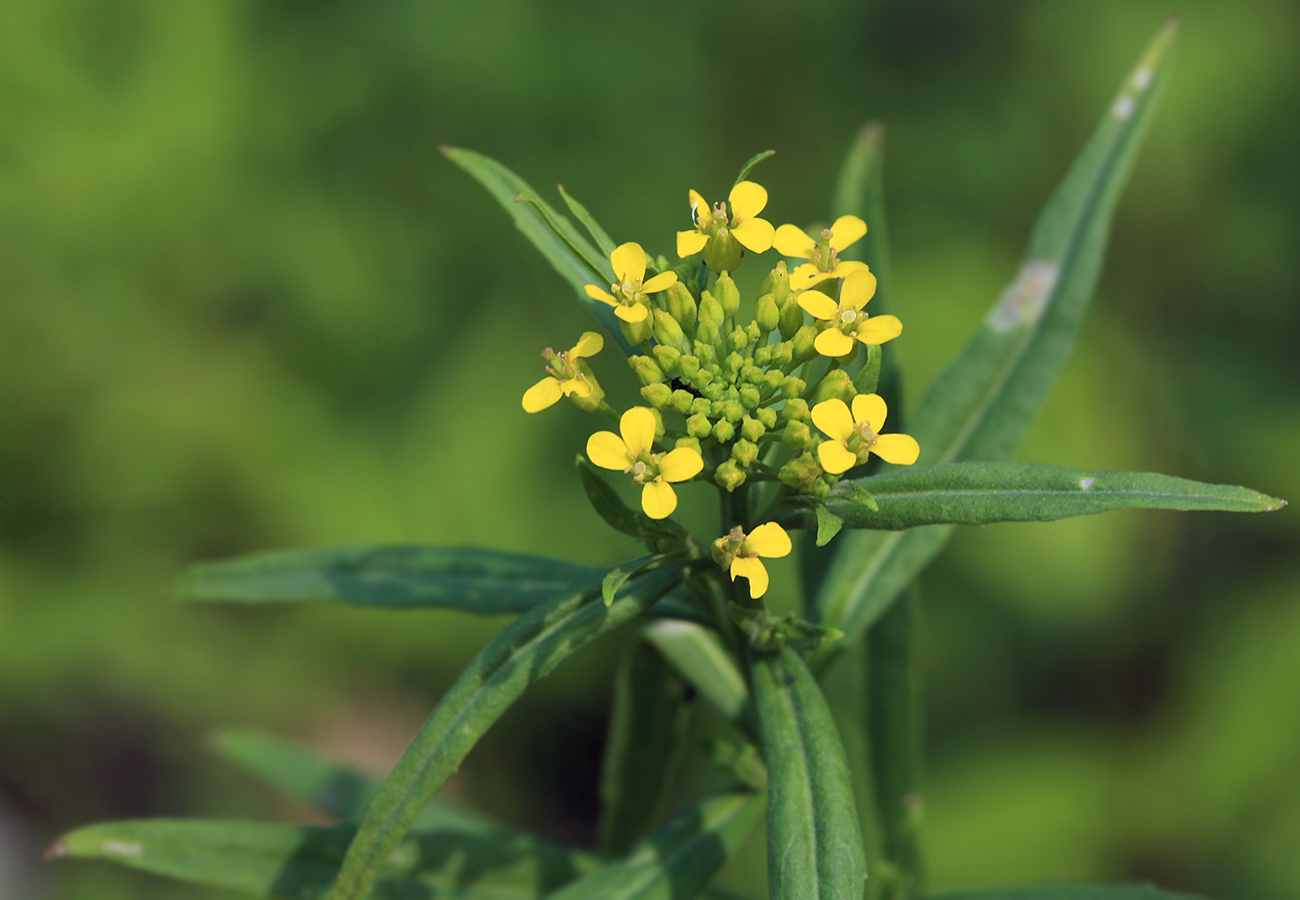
[1,2,1297,898]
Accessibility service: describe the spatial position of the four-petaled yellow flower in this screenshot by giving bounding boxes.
[585,243,678,323]
[677,181,775,270]
[587,407,703,519]
[521,332,604,413]
[812,394,920,474]
[798,269,902,358]
[722,522,792,600]
[773,215,870,289]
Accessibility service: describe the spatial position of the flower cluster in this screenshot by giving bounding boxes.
[521,175,919,599]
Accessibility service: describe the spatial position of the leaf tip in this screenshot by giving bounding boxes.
[1266,496,1288,512]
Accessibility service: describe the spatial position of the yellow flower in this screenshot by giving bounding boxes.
[812,394,919,474]
[676,181,776,270]
[585,243,678,323]
[798,269,902,358]
[521,332,604,413]
[773,215,869,289]
[721,522,792,600]
[586,407,703,519]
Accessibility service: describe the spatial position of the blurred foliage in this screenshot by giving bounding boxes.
[0,2,1296,899]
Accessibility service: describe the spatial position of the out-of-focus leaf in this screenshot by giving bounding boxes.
[328,569,684,900]
[49,817,594,899]
[811,23,1180,642]
[558,184,617,258]
[734,150,776,186]
[174,545,601,614]
[751,647,865,900]
[550,787,762,900]
[644,620,752,734]
[931,886,1205,900]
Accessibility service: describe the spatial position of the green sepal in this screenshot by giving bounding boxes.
[730,605,844,655]
[854,343,883,395]
[733,149,776,186]
[814,505,844,547]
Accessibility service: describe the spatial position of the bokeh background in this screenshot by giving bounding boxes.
[1,2,1297,898]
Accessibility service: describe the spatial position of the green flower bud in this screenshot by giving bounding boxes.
[714,459,746,492]
[778,291,805,340]
[781,377,806,399]
[675,435,701,453]
[703,381,725,402]
[757,407,778,429]
[772,341,794,368]
[762,369,785,392]
[739,385,761,409]
[653,344,682,374]
[811,369,855,405]
[689,397,711,417]
[713,419,736,443]
[742,364,764,385]
[641,383,672,409]
[687,413,714,439]
[724,351,745,377]
[670,389,696,414]
[767,260,791,307]
[703,229,742,273]
[812,478,831,500]
[693,339,716,363]
[754,344,773,367]
[728,325,748,354]
[715,271,741,317]
[782,420,812,449]
[678,354,701,379]
[699,290,724,327]
[732,439,759,467]
[755,293,779,334]
[779,452,823,492]
[741,416,765,442]
[720,400,745,423]
[653,309,691,355]
[665,281,697,335]
[696,317,720,350]
[745,321,762,344]
[783,398,810,422]
[791,325,818,363]
[629,354,665,385]
[689,367,714,391]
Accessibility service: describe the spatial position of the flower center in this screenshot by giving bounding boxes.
[627,452,664,484]
[543,348,579,381]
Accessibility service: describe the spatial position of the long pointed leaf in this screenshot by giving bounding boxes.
[174,545,601,613]
[931,886,1204,900]
[644,620,751,733]
[751,647,865,900]
[812,23,1180,640]
[328,569,684,900]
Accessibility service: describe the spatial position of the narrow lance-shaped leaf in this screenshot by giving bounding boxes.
[783,462,1285,532]
[48,817,595,900]
[559,183,618,258]
[812,23,1180,641]
[598,636,695,856]
[751,646,866,900]
[173,545,601,614]
[643,619,751,732]
[327,568,684,900]
[930,886,1205,900]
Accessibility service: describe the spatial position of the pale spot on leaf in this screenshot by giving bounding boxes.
[1080,477,1096,490]
[987,261,1059,331]
[1113,95,1135,120]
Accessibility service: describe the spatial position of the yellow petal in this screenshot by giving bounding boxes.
[814,327,855,358]
[797,289,839,321]
[839,269,878,311]
[610,242,647,283]
[642,271,678,293]
[570,331,604,358]
[677,230,708,258]
[828,215,867,252]
[731,217,775,253]
[689,189,713,227]
[522,377,562,413]
[817,440,858,475]
[561,376,592,398]
[773,224,816,259]
[614,302,648,323]
[729,557,770,599]
[585,284,618,307]
[855,315,902,345]
[658,447,703,483]
[831,260,870,278]
[788,264,827,291]
[641,481,678,519]
[851,393,888,432]
[620,406,657,456]
[729,181,769,219]
[812,398,856,441]
[871,433,920,466]
[744,522,792,559]
[587,431,631,470]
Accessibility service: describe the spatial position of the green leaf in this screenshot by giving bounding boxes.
[598,637,694,856]
[750,647,865,900]
[328,569,684,900]
[558,184,618,258]
[734,150,776,186]
[930,886,1205,900]
[798,462,1286,531]
[550,787,762,900]
[173,545,601,614]
[812,22,1183,641]
[643,619,752,732]
[578,456,644,539]
[49,817,594,899]
[442,146,633,354]
[815,505,845,547]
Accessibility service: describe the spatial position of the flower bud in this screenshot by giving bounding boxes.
[675,436,700,453]
[693,339,716,364]
[780,377,806,399]
[766,260,791,307]
[728,325,748,354]
[782,420,812,449]
[719,399,745,423]
[791,325,818,363]
[755,293,779,334]
[714,459,746,492]
[812,478,831,500]
[702,381,724,402]
[629,354,665,385]
[745,321,762,344]
[689,367,714,391]
[739,385,761,409]
[641,383,672,409]
[699,290,724,327]
[665,282,697,335]
[687,413,713,439]
[653,344,681,374]
[653,309,691,355]
[772,341,794,368]
[778,291,805,340]
[757,407,778,429]
[715,271,741,317]
[741,416,765,442]
[696,317,720,350]
[811,369,855,405]
[723,351,744,377]
[783,398,810,422]
[762,369,784,393]
[742,364,764,385]
[678,354,700,379]
[754,344,773,367]
[667,389,693,414]
[732,439,759,467]
[689,397,711,417]
[713,419,736,443]
[779,452,823,492]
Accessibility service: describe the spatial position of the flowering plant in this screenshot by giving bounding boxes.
[52,21,1285,900]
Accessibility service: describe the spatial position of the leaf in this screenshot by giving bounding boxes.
[328,568,684,900]
[173,545,601,614]
[577,456,644,539]
[815,506,844,547]
[442,146,633,355]
[558,184,617,258]
[549,787,762,900]
[49,817,594,899]
[811,23,1182,641]
[598,637,694,856]
[750,647,865,900]
[797,462,1286,531]
[734,150,776,186]
[930,886,1206,900]
[643,619,752,732]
